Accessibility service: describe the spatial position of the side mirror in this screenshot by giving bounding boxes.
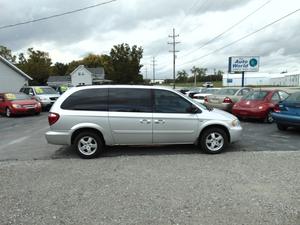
[187,105,200,114]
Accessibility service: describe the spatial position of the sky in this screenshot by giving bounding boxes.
[1,0,300,79]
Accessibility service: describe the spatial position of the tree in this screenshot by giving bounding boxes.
[190,66,207,85]
[17,48,52,85]
[176,70,188,83]
[51,62,68,76]
[0,45,16,63]
[109,43,143,84]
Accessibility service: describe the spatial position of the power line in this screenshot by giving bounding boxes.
[178,8,300,67]
[0,0,117,30]
[181,0,272,58]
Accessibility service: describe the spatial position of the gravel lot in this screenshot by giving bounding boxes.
[0,113,299,224]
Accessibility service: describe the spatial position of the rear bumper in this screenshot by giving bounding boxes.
[45,130,71,145]
[229,126,243,143]
[232,108,267,119]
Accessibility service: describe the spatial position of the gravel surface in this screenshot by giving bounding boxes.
[0,151,299,225]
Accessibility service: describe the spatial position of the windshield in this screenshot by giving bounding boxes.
[243,91,268,100]
[216,89,239,95]
[34,87,57,95]
[285,92,300,103]
[5,93,31,101]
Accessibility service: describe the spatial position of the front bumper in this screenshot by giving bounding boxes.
[229,126,243,143]
[45,130,71,145]
[11,107,41,114]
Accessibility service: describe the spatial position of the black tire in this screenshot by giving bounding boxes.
[264,110,274,123]
[74,131,103,159]
[35,111,40,116]
[277,123,288,131]
[200,127,228,154]
[5,107,12,117]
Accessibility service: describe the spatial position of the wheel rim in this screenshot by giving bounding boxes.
[6,108,11,117]
[267,112,273,123]
[77,136,98,156]
[205,132,224,151]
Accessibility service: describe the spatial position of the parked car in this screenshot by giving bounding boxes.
[232,90,289,123]
[202,82,214,87]
[20,86,60,109]
[45,85,242,158]
[205,87,253,112]
[272,91,300,130]
[0,92,41,117]
[177,88,191,95]
[185,87,207,98]
[192,88,221,104]
[50,85,73,95]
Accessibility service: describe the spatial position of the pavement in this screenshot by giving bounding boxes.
[0,113,299,225]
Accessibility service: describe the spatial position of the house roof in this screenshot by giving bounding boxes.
[86,67,105,75]
[0,55,33,80]
[47,75,71,82]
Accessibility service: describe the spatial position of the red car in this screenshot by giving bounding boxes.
[232,90,289,123]
[0,92,42,117]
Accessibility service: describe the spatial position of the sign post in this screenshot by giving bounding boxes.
[228,56,260,87]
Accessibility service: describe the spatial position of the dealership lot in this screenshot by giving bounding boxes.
[0,112,300,161]
[0,113,299,225]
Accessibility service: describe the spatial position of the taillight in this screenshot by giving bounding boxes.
[48,113,60,126]
[273,104,280,113]
[204,96,208,103]
[223,97,233,104]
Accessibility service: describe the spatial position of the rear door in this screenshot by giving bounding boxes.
[108,88,153,145]
[280,92,300,116]
[0,94,5,113]
[153,89,199,144]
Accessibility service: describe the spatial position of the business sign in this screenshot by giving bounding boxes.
[228,56,260,73]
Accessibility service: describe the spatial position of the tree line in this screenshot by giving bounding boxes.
[0,44,143,85]
[0,44,224,85]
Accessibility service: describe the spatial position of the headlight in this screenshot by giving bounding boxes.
[231,119,240,127]
[12,104,22,108]
[258,106,263,110]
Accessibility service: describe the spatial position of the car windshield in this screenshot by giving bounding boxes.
[285,92,300,103]
[5,93,31,101]
[216,89,239,95]
[34,87,57,95]
[243,91,268,100]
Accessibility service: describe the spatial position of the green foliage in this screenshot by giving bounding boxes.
[51,62,68,76]
[176,70,188,83]
[109,43,143,84]
[17,48,52,85]
[0,45,16,63]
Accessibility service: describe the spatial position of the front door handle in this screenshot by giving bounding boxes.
[140,119,151,124]
[154,119,165,124]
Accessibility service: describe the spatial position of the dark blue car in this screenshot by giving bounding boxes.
[272,92,300,130]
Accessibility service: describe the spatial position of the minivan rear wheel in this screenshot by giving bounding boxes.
[74,131,103,159]
[200,127,228,154]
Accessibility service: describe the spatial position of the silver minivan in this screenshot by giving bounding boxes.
[45,85,242,158]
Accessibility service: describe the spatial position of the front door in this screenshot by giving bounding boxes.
[153,89,199,144]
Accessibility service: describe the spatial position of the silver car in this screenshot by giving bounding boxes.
[45,85,242,158]
[20,86,60,109]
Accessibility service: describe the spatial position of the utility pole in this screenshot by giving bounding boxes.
[168,28,180,89]
[151,57,156,84]
[144,67,148,80]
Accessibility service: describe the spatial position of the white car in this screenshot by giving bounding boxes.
[202,82,214,87]
[192,88,221,104]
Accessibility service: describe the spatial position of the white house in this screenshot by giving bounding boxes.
[70,65,108,86]
[270,71,300,86]
[0,55,32,92]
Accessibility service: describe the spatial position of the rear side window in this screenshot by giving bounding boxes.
[243,91,268,100]
[61,88,108,111]
[109,88,152,112]
[154,89,193,113]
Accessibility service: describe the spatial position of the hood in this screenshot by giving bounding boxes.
[36,94,60,98]
[204,108,237,120]
[11,99,38,105]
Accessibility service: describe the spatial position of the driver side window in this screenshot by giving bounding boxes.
[271,92,280,102]
[154,90,193,113]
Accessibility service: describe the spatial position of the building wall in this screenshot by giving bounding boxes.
[71,66,92,86]
[223,73,270,86]
[0,61,28,92]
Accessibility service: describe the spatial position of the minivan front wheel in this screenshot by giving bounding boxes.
[200,128,228,154]
[74,132,103,159]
